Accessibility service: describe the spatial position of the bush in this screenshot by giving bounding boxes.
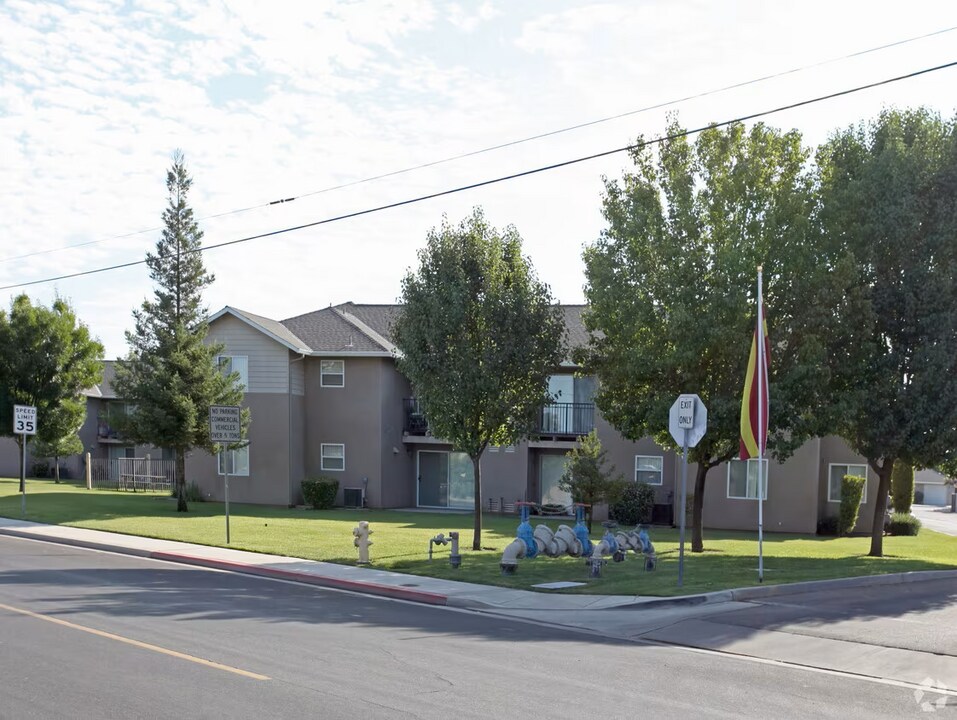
[302,477,339,509]
[914,489,924,505]
[31,461,50,478]
[837,474,866,535]
[609,482,655,526]
[887,512,922,536]
[891,461,915,515]
[817,516,840,536]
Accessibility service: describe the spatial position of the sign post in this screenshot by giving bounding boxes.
[209,405,242,544]
[669,394,707,587]
[13,405,37,518]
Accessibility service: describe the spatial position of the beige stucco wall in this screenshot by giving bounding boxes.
[304,356,384,505]
[190,391,292,506]
[700,438,820,535]
[378,361,415,507]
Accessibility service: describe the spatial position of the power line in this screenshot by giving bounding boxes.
[3,23,956,266]
[3,58,956,293]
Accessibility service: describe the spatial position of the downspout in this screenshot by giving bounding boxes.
[288,352,306,506]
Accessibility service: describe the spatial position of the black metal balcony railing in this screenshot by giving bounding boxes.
[404,398,595,438]
[537,402,595,437]
[403,398,429,435]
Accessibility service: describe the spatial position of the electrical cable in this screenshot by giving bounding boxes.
[2,58,956,292]
[2,24,955,265]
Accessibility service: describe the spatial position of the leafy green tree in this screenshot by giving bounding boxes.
[393,208,566,550]
[0,295,103,490]
[113,151,245,512]
[581,120,835,551]
[817,108,957,557]
[32,398,85,483]
[559,429,626,533]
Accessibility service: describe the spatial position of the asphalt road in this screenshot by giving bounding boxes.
[0,536,944,719]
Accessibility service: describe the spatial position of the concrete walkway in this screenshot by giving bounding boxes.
[2,517,957,694]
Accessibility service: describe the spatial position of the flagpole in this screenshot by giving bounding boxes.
[757,265,765,583]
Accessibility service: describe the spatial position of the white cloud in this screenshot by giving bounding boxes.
[1,0,956,357]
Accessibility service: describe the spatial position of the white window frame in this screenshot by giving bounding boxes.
[321,443,345,471]
[726,459,769,500]
[634,455,663,485]
[320,359,345,388]
[217,355,248,391]
[217,445,249,476]
[828,463,868,504]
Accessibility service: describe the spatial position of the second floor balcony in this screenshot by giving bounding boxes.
[536,402,594,438]
[402,397,595,439]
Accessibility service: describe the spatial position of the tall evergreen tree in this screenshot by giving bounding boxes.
[113,151,245,512]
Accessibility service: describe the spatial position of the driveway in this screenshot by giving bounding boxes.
[912,503,957,536]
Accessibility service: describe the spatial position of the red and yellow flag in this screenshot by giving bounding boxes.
[739,308,769,460]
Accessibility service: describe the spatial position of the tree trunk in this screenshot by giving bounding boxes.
[868,459,893,557]
[471,454,483,550]
[175,450,188,512]
[691,462,710,553]
[54,455,60,484]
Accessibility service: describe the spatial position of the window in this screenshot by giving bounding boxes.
[321,360,344,387]
[217,355,248,391]
[828,464,867,503]
[321,443,345,471]
[635,455,663,485]
[727,459,769,500]
[218,445,249,476]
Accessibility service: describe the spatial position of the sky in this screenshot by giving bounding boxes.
[2,0,956,358]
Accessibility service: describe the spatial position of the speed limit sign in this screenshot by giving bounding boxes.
[13,405,37,435]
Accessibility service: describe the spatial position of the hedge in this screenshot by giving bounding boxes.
[837,474,866,536]
[302,477,339,509]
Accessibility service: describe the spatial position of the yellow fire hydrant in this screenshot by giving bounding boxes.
[353,520,373,565]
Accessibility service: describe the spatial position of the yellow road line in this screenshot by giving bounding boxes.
[0,602,270,681]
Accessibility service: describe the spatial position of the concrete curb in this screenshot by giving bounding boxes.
[0,526,155,559]
[148,551,450,606]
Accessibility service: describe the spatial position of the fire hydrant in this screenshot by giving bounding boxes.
[353,520,373,565]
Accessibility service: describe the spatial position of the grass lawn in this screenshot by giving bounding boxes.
[2,477,955,596]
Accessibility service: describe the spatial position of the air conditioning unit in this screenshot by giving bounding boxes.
[343,487,365,508]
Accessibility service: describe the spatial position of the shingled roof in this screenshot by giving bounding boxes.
[209,302,592,356]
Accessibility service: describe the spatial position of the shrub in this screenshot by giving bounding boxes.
[891,461,915,515]
[302,477,339,509]
[837,474,866,535]
[817,516,840,536]
[887,512,921,536]
[609,482,655,526]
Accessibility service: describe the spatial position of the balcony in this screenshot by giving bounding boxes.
[536,402,594,439]
[403,398,429,435]
[403,398,595,439]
